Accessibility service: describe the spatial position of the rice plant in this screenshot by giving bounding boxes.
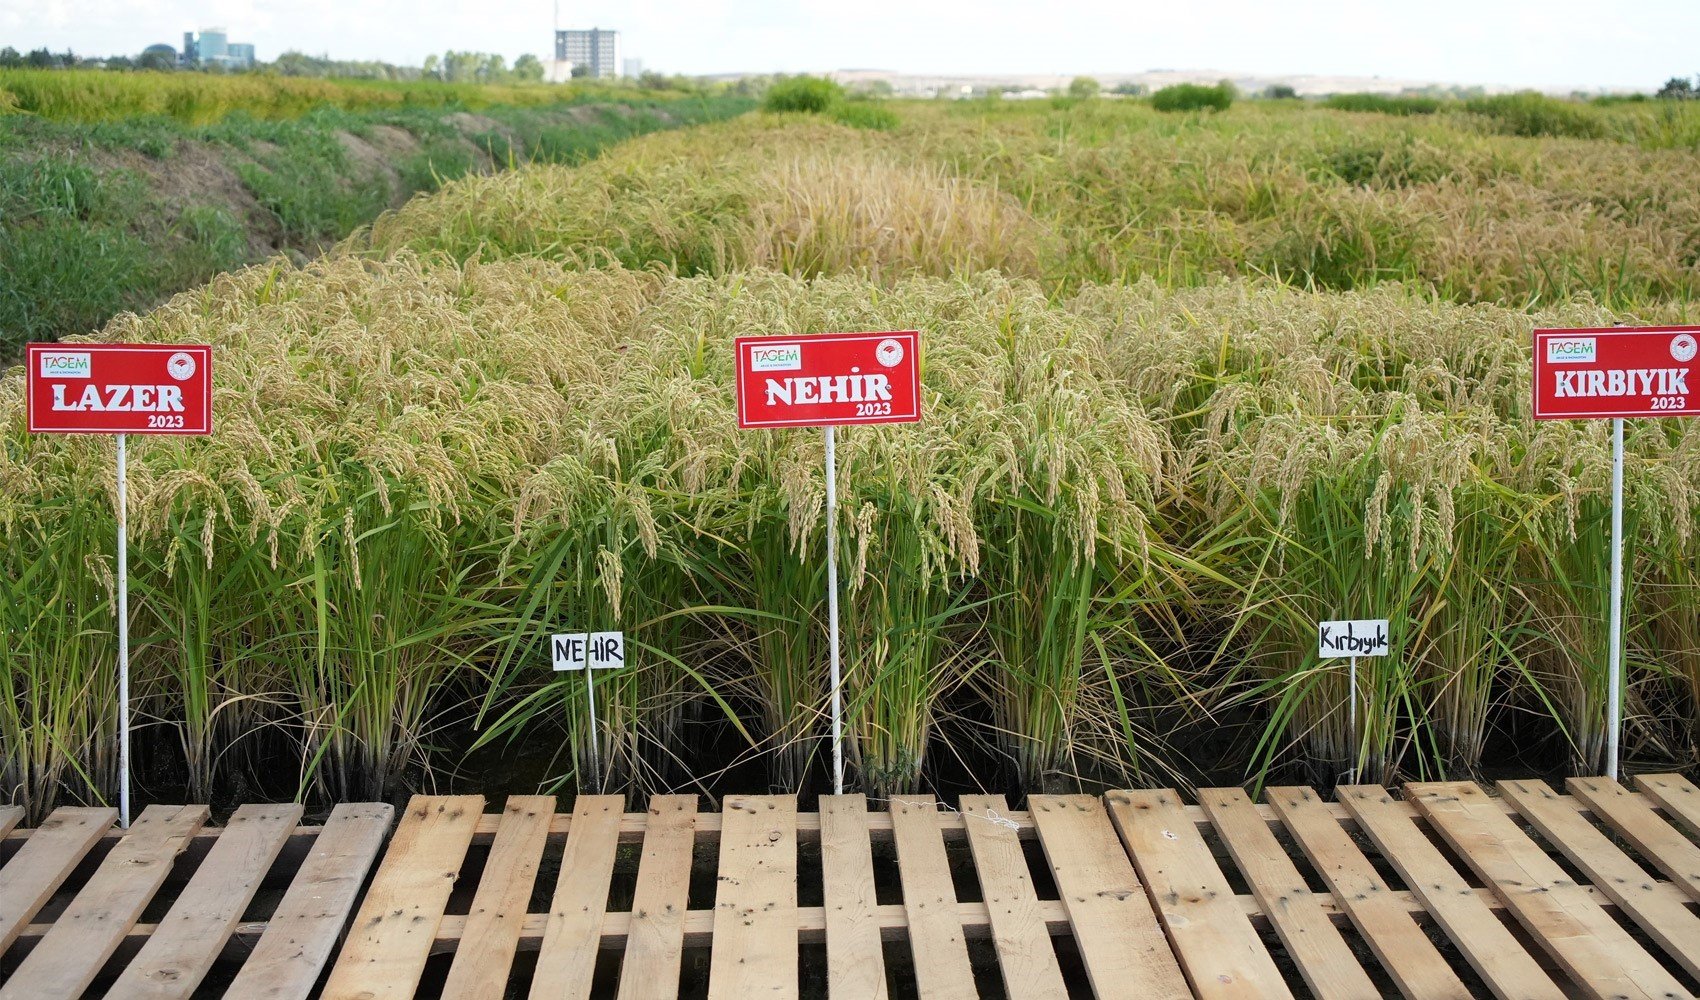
[5,94,1700,816]
[362,102,1700,309]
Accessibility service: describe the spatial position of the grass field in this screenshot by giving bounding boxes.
[2,94,1698,818]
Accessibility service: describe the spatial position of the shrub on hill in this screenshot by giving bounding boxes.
[1151,82,1234,112]
[763,75,844,113]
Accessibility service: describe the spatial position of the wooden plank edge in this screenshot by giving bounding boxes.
[3,789,1645,846]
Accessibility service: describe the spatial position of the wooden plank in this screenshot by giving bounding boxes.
[527,794,624,1000]
[0,806,22,841]
[1500,778,1700,981]
[0,804,207,1000]
[321,794,484,1000]
[447,797,1553,843]
[1106,789,1292,999]
[1408,781,1687,1000]
[439,795,555,1000]
[1266,786,1471,1000]
[0,805,115,956]
[1028,794,1189,999]
[1337,785,1564,1000]
[959,795,1067,1000]
[1567,776,1700,903]
[1634,773,1700,838]
[105,803,303,1000]
[615,794,698,1000]
[706,794,798,1000]
[1197,788,1378,1000]
[888,795,976,1000]
[817,794,887,1000]
[224,803,394,1000]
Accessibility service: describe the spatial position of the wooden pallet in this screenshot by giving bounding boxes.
[0,801,392,999]
[9,773,1699,997]
[316,774,1700,999]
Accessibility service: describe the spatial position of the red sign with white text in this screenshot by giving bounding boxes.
[1533,327,1699,420]
[26,343,212,435]
[735,332,921,428]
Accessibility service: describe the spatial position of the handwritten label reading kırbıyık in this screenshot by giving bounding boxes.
[1317,620,1389,658]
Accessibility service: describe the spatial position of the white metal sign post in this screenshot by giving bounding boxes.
[116,433,130,827]
[824,425,843,793]
[1318,619,1390,783]
[1607,417,1624,778]
[552,630,624,792]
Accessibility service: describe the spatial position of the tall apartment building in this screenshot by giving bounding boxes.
[197,27,228,62]
[555,28,619,78]
[182,27,255,69]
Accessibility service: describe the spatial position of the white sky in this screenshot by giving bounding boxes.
[3,0,1696,91]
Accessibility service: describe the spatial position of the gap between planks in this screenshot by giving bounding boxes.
[0,791,1656,846]
[6,878,1651,957]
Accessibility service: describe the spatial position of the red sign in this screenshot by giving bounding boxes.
[1533,326,1699,420]
[735,332,921,428]
[25,343,212,435]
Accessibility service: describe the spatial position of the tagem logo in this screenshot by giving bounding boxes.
[748,343,802,372]
[1673,333,1698,364]
[1545,337,1597,364]
[39,352,92,379]
[167,351,197,381]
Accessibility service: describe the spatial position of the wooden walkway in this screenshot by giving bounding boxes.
[0,802,392,999]
[5,776,1700,996]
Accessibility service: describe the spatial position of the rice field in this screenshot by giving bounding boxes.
[2,96,1698,819]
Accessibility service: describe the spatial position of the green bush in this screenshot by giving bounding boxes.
[830,101,899,131]
[764,75,844,114]
[1324,93,1442,116]
[1464,92,1605,139]
[1068,76,1101,100]
[1151,82,1234,113]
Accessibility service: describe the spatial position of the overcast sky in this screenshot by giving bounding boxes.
[5,0,1696,90]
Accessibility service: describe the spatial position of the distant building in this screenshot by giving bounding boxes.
[142,43,177,62]
[198,27,227,62]
[555,28,619,79]
[182,27,255,69]
[623,58,643,79]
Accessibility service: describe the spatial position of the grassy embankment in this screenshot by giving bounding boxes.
[0,70,754,354]
[3,94,1699,819]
